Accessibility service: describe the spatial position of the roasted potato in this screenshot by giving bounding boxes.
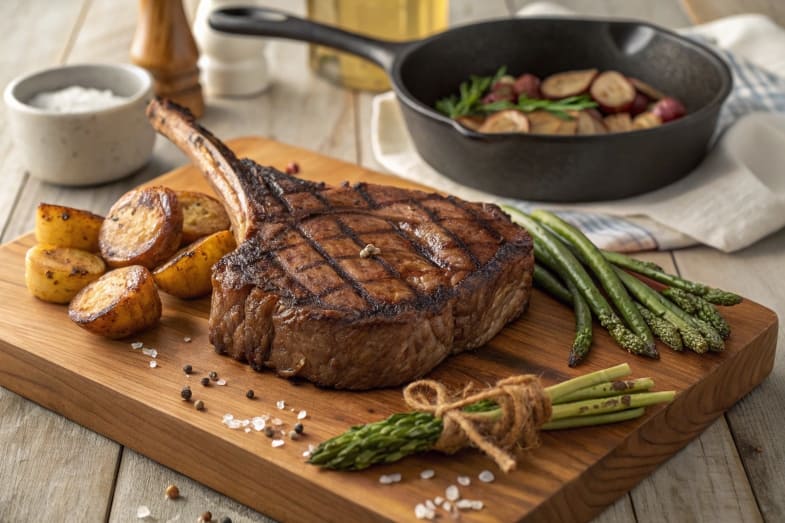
[176,190,231,244]
[153,230,236,298]
[35,203,104,252]
[99,186,183,269]
[68,265,162,339]
[25,245,106,304]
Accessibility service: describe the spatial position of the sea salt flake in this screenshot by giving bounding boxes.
[271,417,283,426]
[276,400,286,410]
[227,420,242,429]
[142,348,157,358]
[419,469,435,480]
[478,470,495,483]
[297,410,307,420]
[272,439,285,448]
[445,485,460,501]
[388,472,402,483]
[456,499,473,510]
[434,496,444,505]
[183,337,191,343]
[244,427,251,433]
[148,361,158,368]
[442,501,452,511]
[241,419,250,427]
[302,450,311,458]
[216,379,227,386]
[252,417,266,431]
[131,342,144,350]
[470,500,484,510]
[379,474,393,485]
[222,413,234,423]
[136,505,151,519]
[414,503,429,519]
[425,500,436,510]
[457,475,471,486]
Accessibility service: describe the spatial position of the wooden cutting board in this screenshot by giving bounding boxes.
[0,137,778,522]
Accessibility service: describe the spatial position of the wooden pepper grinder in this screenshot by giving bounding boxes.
[131,0,205,117]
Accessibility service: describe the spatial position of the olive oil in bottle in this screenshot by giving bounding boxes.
[307,0,448,91]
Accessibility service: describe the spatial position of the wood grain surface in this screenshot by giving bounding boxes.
[0,137,777,523]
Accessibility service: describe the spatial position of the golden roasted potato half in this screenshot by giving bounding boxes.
[176,190,231,244]
[25,245,106,304]
[153,230,236,298]
[99,186,183,269]
[35,203,104,252]
[68,265,162,339]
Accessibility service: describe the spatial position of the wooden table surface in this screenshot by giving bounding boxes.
[0,1,781,522]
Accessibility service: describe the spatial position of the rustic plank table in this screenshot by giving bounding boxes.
[0,1,781,522]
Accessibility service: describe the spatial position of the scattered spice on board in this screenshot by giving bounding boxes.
[457,475,471,486]
[165,484,180,499]
[293,422,304,434]
[142,347,157,358]
[209,371,218,381]
[216,379,227,386]
[149,361,158,368]
[180,386,192,401]
[478,470,495,483]
[246,389,255,399]
[272,439,285,448]
[297,410,307,420]
[131,341,144,350]
[136,505,151,519]
[199,511,212,522]
[183,364,193,375]
[276,400,285,410]
[285,162,300,174]
[183,336,192,343]
[200,377,210,386]
[194,400,205,411]
[420,469,435,480]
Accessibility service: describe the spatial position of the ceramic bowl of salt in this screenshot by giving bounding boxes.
[3,63,155,186]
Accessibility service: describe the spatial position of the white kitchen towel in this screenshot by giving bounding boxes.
[370,4,785,252]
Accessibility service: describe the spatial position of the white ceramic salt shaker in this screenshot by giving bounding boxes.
[193,0,271,96]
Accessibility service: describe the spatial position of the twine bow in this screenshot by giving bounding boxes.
[403,375,552,473]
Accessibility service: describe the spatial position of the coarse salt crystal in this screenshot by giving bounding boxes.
[297,410,307,420]
[149,361,158,368]
[271,417,283,426]
[478,470,495,483]
[434,496,444,505]
[216,379,227,386]
[137,505,151,519]
[442,501,452,511]
[471,500,484,510]
[379,474,393,485]
[388,472,402,483]
[142,348,157,358]
[131,342,144,350]
[425,500,436,510]
[457,475,471,486]
[227,420,242,429]
[456,499,473,510]
[222,413,234,423]
[272,439,285,448]
[445,485,460,501]
[276,400,286,410]
[302,449,311,458]
[252,417,266,431]
[420,469,435,479]
[244,427,251,433]
[241,419,250,427]
[414,503,429,519]
[183,337,191,343]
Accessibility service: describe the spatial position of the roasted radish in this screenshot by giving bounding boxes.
[477,110,530,133]
[482,84,516,104]
[513,74,541,99]
[630,93,650,116]
[590,71,635,113]
[632,112,663,130]
[604,113,633,133]
[651,97,686,122]
[541,69,598,99]
[629,77,666,101]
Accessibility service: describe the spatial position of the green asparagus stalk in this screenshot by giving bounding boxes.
[531,210,656,354]
[533,264,573,305]
[550,391,675,419]
[614,268,709,354]
[636,303,684,351]
[310,365,675,470]
[662,288,731,339]
[602,251,742,306]
[504,207,653,358]
[552,377,654,404]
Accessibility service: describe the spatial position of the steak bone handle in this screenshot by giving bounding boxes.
[146,98,250,242]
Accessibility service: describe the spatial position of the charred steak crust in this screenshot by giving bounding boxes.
[147,99,534,390]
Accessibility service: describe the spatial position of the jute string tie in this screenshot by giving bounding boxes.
[403,375,552,473]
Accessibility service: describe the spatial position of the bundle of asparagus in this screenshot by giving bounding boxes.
[309,363,674,472]
[504,207,741,366]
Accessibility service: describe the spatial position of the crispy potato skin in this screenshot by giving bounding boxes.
[68,265,162,339]
[25,245,106,304]
[176,191,231,245]
[99,186,183,269]
[35,203,104,252]
[153,230,236,298]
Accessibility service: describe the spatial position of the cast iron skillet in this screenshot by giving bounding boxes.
[209,7,732,202]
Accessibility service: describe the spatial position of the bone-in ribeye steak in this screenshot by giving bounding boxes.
[147,99,534,389]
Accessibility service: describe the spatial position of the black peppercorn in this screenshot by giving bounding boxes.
[209,371,218,381]
[246,389,254,399]
[183,364,193,374]
[180,386,192,401]
[220,517,232,523]
[264,426,274,438]
[200,377,210,386]
[294,422,304,434]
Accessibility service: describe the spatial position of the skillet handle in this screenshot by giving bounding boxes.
[208,7,407,71]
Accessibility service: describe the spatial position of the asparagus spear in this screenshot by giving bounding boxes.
[552,377,654,404]
[566,276,593,367]
[636,302,684,351]
[531,210,656,354]
[309,365,674,470]
[533,264,573,305]
[504,207,653,358]
[602,250,742,305]
[614,267,709,354]
[662,287,731,339]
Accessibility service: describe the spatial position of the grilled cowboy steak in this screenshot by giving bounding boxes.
[147,99,534,389]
